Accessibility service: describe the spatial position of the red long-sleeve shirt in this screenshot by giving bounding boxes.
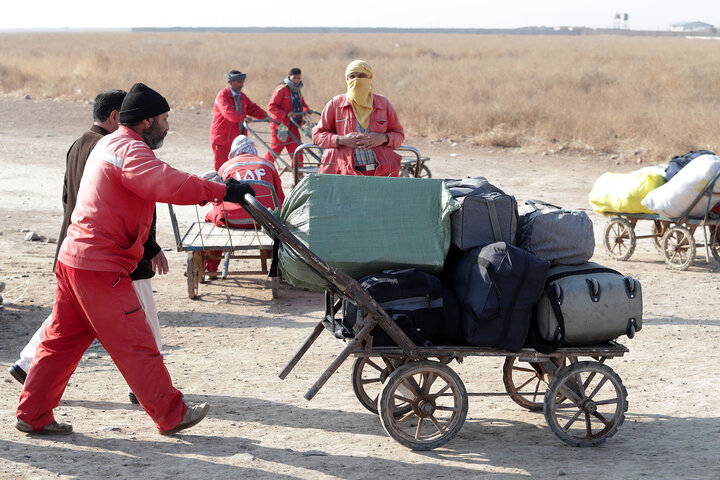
[59,126,226,274]
[312,93,404,176]
[210,86,268,147]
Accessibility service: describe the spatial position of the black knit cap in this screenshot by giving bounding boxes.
[119,83,170,123]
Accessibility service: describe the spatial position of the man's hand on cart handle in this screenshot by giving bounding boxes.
[223,178,256,205]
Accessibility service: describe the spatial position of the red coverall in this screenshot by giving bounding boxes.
[17,126,226,432]
[204,154,285,272]
[210,86,268,170]
[312,93,404,176]
[264,83,309,166]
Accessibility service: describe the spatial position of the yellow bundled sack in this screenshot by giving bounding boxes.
[589,167,666,214]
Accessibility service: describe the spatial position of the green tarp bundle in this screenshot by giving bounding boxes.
[277,174,460,291]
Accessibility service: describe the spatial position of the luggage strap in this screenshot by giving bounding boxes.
[486,199,503,243]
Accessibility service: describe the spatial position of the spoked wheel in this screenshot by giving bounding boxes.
[661,225,696,270]
[603,217,636,261]
[544,361,628,447]
[351,356,410,415]
[186,251,204,299]
[502,357,548,412]
[378,360,468,450]
[651,220,669,252]
[708,225,720,263]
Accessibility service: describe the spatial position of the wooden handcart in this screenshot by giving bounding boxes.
[240,194,632,450]
[602,168,720,270]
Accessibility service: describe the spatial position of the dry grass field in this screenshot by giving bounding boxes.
[2,31,720,161]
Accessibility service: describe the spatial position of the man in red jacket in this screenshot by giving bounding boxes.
[210,70,269,171]
[15,83,254,436]
[265,67,311,167]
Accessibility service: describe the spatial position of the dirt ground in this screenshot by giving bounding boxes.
[0,96,719,480]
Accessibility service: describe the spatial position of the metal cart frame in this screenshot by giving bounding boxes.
[243,114,323,178]
[168,180,281,299]
[240,194,632,450]
[291,144,430,187]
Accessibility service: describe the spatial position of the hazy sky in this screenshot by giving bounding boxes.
[2,0,719,31]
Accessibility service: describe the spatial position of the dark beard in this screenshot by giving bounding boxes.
[143,119,167,150]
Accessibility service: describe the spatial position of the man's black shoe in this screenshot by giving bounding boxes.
[128,392,140,404]
[8,364,27,385]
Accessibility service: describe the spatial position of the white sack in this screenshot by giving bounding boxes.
[641,154,720,218]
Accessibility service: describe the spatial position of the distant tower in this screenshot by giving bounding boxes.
[613,12,621,29]
[623,13,629,30]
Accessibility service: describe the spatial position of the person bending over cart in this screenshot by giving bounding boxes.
[204,135,285,275]
[265,67,312,168]
[15,83,254,436]
[210,70,269,171]
[312,60,404,176]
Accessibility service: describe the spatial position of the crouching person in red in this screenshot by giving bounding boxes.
[15,83,255,436]
[204,135,285,274]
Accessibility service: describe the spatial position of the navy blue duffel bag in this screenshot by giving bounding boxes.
[447,242,550,352]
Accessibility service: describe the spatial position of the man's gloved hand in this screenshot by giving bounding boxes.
[223,178,256,204]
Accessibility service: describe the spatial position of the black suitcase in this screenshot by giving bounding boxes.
[343,269,463,347]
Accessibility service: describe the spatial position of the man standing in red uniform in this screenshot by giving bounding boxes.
[265,67,311,167]
[16,83,254,436]
[210,70,269,171]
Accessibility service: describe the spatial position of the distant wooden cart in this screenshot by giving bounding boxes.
[602,169,720,270]
[168,180,280,299]
[240,194,632,451]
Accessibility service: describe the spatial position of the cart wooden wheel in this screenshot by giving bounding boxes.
[351,356,410,415]
[709,225,720,263]
[186,251,203,299]
[651,220,669,252]
[543,361,628,447]
[502,357,548,412]
[378,360,468,450]
[603,217,636,261]
[661,225,696,270]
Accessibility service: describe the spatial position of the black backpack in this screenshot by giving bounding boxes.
[665,150,715,182]
[343,269,463,347]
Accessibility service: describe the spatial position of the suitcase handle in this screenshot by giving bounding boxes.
[623,276,637,299]
[526,199,563,211]
[585,278,601,302]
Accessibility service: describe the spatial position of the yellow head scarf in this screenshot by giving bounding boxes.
[345,60,374,129]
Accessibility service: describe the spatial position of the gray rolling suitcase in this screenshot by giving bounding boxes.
[534,262,642,347]
[445,177,518,251]
[517,199,595,265]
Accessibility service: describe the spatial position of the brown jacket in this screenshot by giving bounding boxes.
[53,124,160,279]
[54,124,109,268]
